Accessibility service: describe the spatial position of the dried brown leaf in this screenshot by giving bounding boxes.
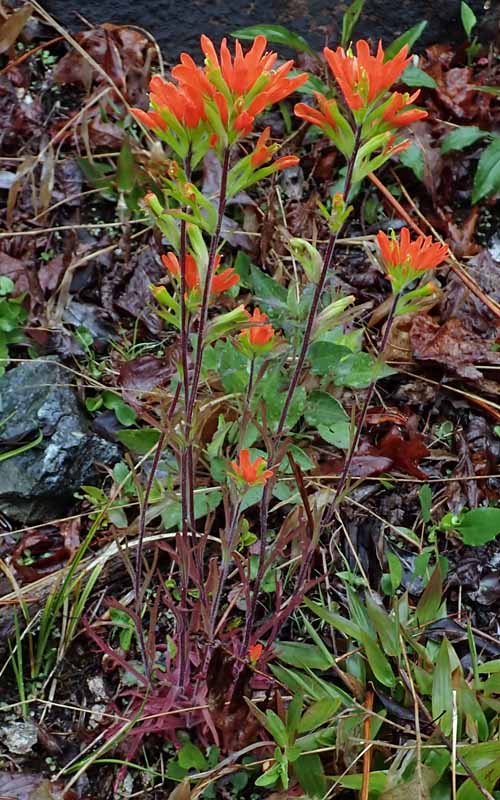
[0,4,32,55]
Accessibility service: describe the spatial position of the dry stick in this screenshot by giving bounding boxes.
[183,146,231,530]
[360,689,374,800]
[368,171,500,320]
[242,127,364,652]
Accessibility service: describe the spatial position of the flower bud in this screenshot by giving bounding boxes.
[289,238,322,284]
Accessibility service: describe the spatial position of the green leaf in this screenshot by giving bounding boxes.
[365,592,400,657]
[401,64,438,89]
[441,125,487,154]
[304,390,350,449]
[178,742,208,771]
[472,136,500,203]
[399,142,424,181]
[117,139,135,193]
[432,638,453,736]
[416,563,443,625]
[115,428,161,454]
[341,0,365,48]
[265,710,288,748]
[250,265,288,318]
[471,85,500,96]
[293,753,326,798]
[274,641,332,671]
[461,1,477,38]
[270,663,352,706]
[419,483,432,523]
[456,506,500,545]
[231,24,313,54]
[384,20,427,60]
[297,698,339,733]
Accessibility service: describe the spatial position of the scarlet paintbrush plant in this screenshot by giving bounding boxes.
[376,228,449,293]
[132,35,307,161]
[161,252,239,300]
[294,39,427,189]
[230,449,274,486]
[239,307,276,355]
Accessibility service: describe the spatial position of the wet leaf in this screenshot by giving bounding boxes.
[410,313,500,381]
[472,136,500,203]
[341,0,365,49]
[231,24,314,55]
[455,507,500,546]
[385,20,427,60]
[432,638,454,736]
[0,4,32,55]
[441,125,488,154]
[416,563,443,625]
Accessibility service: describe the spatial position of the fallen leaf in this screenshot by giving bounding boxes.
[0,4,32,55]
[410,313,500,380]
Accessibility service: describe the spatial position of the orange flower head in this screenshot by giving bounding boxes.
[381,90,428,127]
[240,307,275,349]
[251,127,274,167]
[211,267,240,294]
[294,92,340,133]
[272,155,300,171]
[249,643,263,663]
[162,252,199,291]
[148,75,206,129]
[376,227,449,292]
[200,35,307,136]
[324,40,411,111]
[161,252,239,297]
[130,108,167,131]
[230,449,274,486]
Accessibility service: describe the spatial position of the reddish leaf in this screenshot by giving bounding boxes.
[375,427,430,480]
[11,520,80,583]
[410,313,500,380]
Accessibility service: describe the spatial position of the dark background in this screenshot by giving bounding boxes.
[40,0,494,60]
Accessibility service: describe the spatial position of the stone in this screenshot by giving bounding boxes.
[0,360,120,524]
[0,720,38,754]
[42,0,488,59]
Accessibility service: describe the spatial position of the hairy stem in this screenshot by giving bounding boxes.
[209,499,242,637]
[324,289,400,524]
[243,129,362,650]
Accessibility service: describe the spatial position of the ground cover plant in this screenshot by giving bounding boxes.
[0,2,499,799]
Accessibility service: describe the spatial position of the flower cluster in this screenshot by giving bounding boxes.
[295,39,428,185]
[162,252,239,301]
[132,35,307,156]
[376,228,449,292]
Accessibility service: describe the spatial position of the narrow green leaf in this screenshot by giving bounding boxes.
[441,125,487,154]
[117,139,135,193]
[384,21,427,61]
[231,24,313,54]
[401,64,438,89]
[432,638,453,736]
[472,136,500,203]
[293,753,326,798]
[265,710,288,748]
[297,698,339,733]
[419,483,432,523]
[461,1,477,38]
[274,641,332,671]
[365,593,400,657]
[341,0,365,48]
[416,563,443,625]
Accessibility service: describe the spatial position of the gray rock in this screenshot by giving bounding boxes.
[0,720,38,754]
[0,360,120,524]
